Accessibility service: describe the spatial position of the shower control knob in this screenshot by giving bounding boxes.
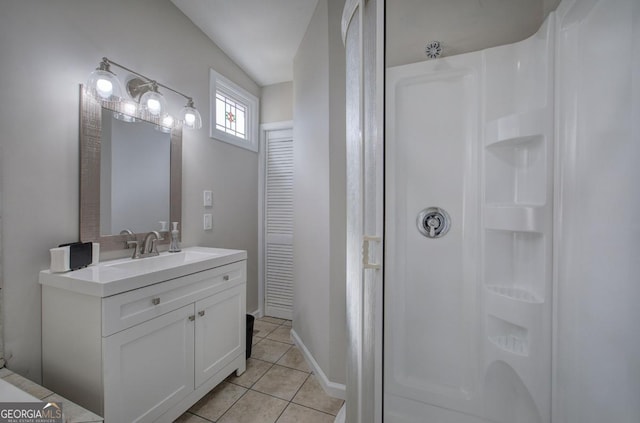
[417,207,451,239]
[426,216,441,237]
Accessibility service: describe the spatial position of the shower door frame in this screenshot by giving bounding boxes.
[343,0,385,422]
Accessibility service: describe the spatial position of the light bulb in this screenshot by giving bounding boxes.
[96,79,113,99]
[140,86,166,117]
[123,102,137,115]
[146,98,162,115]
[162,115,174,127]
[180,101,202,129]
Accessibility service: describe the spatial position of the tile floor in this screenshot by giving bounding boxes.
[175,317,343,423]
[0,367,103,422]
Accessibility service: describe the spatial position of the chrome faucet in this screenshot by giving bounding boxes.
[140,231,162,257]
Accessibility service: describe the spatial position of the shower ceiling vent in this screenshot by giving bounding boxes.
[425,41,442,59]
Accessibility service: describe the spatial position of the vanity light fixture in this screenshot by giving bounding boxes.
[86,57,202,129]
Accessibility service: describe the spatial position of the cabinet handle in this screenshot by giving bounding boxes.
[151,297,160,305]
[198,310,205,317]
[223,275,229,281]
[188,315,195,321]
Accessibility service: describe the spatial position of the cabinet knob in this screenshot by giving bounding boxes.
[198,310,205,317]
[152,297,160,305]
[223,275,229,281]
[188,315,195,321]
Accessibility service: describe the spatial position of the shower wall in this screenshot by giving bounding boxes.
[554,0,640,421]
[385,14,555,423]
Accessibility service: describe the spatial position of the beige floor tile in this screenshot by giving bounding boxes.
[276,346,311,373]
[4,373,53,400]
[282,320,292,327]
[292,375,344,416]
[227,358,272,388]
[276,403,335,423]
[217,390,287,423]
[253,320,279,338]
[251,339,291,363]
[251,365,309,401]
[259,316,286,325]
[0,367,13,378]
[265,326,293,344]
[173,412,210,423]
[44,393,103,422]
[188,381,246,421]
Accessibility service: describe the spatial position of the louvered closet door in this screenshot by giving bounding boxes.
[264,128,294,319]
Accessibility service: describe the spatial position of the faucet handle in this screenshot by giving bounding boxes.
[126,240,140,259]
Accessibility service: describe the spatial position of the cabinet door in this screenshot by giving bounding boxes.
[103,304,195,423]
[195,284,246,387]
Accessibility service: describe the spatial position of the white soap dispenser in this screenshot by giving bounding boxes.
[169,222,181,253]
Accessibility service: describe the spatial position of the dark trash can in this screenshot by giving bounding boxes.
[246,314,255,359]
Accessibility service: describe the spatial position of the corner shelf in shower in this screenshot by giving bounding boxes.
[489,335,529,356]
[485,285,542,304]
[483,229,546,303]
[484,137,547,205]
[487,316,529,357]
[485,109,548,147]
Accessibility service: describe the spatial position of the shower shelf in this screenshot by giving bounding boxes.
[485,285,542,304]
[489,334,529,356]
[485,205,544,232]
[485,108,547,147]
[484,133,546,205]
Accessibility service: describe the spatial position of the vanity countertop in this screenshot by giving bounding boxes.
[39,246,247,297]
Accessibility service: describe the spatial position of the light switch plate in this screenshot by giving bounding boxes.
[203,190,213,207]
[203,214,212,230]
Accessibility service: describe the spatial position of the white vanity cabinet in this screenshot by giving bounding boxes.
[40,247,247,423]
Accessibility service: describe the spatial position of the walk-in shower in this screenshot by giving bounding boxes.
[385,14,554,423]
[343,0,639,422]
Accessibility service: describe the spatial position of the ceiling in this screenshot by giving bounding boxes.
[171,0,561,87]
[170,0,320,87]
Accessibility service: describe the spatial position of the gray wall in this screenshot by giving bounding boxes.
[293,0,346,385]
[261,82,293,124]
[0,0,260,381]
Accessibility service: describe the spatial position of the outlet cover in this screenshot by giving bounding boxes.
[203,214,212,230]
[203,190,213,207]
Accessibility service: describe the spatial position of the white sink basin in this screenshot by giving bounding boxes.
[39,246,247,297]
[106,250,220,273]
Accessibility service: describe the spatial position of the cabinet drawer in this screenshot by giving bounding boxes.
[102,261,245,336]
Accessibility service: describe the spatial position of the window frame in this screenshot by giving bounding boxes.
[209,69,259,152]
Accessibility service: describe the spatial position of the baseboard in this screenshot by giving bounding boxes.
[248,309,263,318]
[290,329,346,400]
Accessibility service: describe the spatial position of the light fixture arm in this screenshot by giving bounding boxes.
[102,57,192,102]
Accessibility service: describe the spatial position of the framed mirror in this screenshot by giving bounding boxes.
[79,86,182,251]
